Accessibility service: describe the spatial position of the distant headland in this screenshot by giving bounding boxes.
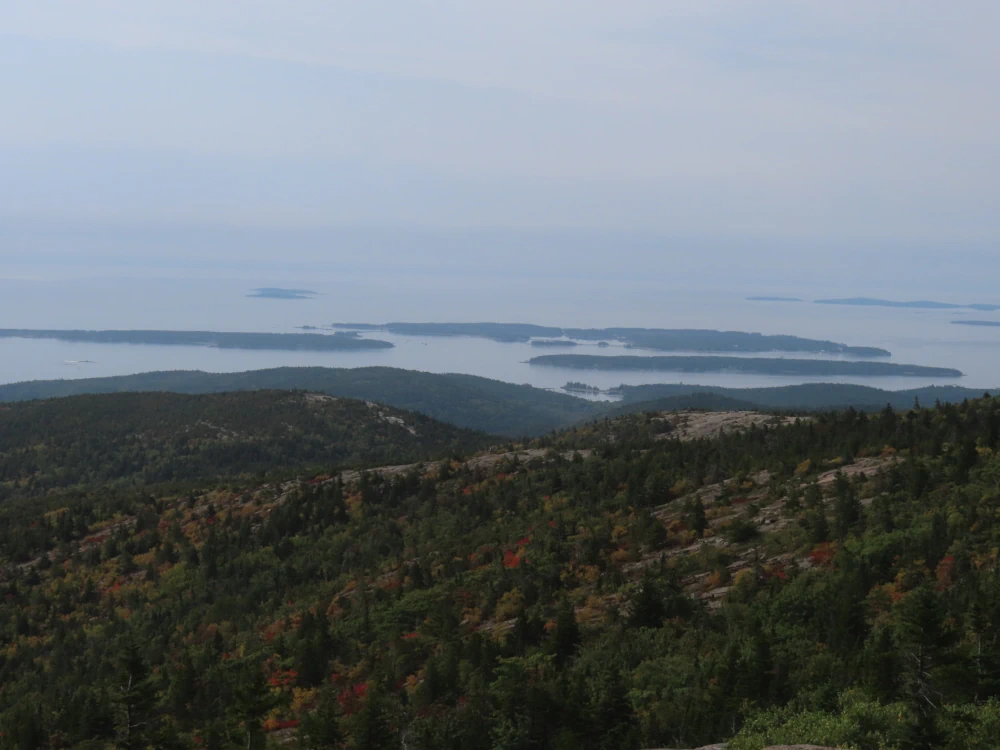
[247,288,319,300]
[814,297,1000,311]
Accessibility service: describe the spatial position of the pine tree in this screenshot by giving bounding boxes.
[550,598,581,667]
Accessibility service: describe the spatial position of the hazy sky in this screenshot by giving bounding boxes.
[2,2,999,284]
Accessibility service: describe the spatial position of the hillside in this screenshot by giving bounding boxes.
[0,391,489,503]
[4,369,997,442]
[616,382,996,410]
[4,397,1000,747]
[0,367,600,436]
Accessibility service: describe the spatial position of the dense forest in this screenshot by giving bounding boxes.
[4,369,998,438]
[0,368,601,436]
[5,393,1000,747]
[529,354,963,377]
[0,330,393,352]
[0,391,489,503]
[614,383,996,410]
[331,323,889,356]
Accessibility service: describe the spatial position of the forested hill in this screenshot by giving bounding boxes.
[0,367,599,436]
[0,391,490,503]
[5,368,999,439]
[5,397,1000,747]
[615,382,996,410]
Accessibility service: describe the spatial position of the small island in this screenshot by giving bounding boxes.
[563,381,602,394]
[0,329,394,352]
[248,288,319,300]
[529,354,962,378]
[952,320,1000,327]
[815,297,1000,311]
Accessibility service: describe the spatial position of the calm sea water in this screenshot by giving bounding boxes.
[2,274,999,398]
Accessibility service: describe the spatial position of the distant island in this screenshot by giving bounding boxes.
[952,320,1000,327]
[332,322,889,356]
[248,288,319,300]
[815,297,1000,311]
[747,296,802,302]
[528,354,962,378]
[530,339,578,348]
[0,329,393,352]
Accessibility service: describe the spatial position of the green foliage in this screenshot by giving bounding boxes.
[0,367,600,436]
[4,395,1000,748]
[0,390,488,503]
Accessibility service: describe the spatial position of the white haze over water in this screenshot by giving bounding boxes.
[2,2,998,390]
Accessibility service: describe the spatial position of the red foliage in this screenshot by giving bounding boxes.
[548,520,557,529]
[402,631,420,640]
[337,682,369,714]
[767,564,789,581]
[809,543,836,566]
[503,550,522,569]
[936,555,957,590]
[268,669,298,688]
[516,536,532,547]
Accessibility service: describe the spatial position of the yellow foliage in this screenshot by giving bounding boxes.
[609,548,630,564]
[495,589,524,620]
[670,479,692,496]
[794,459,812,477]
[292,687,317,713]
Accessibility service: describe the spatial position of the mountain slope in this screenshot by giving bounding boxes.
[0,390,489,502]
[0,367,599,436]
[4,397,1000,747]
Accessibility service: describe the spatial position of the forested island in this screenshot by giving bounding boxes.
[562,381,602,393]
[953,320,1000,327]
[529,354,962,377]
[0,329,394,352]
[530,339,578,348]
[332,322,889,356]
[815,297,1000,311]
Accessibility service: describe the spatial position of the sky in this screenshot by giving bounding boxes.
[2,1,999,289]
